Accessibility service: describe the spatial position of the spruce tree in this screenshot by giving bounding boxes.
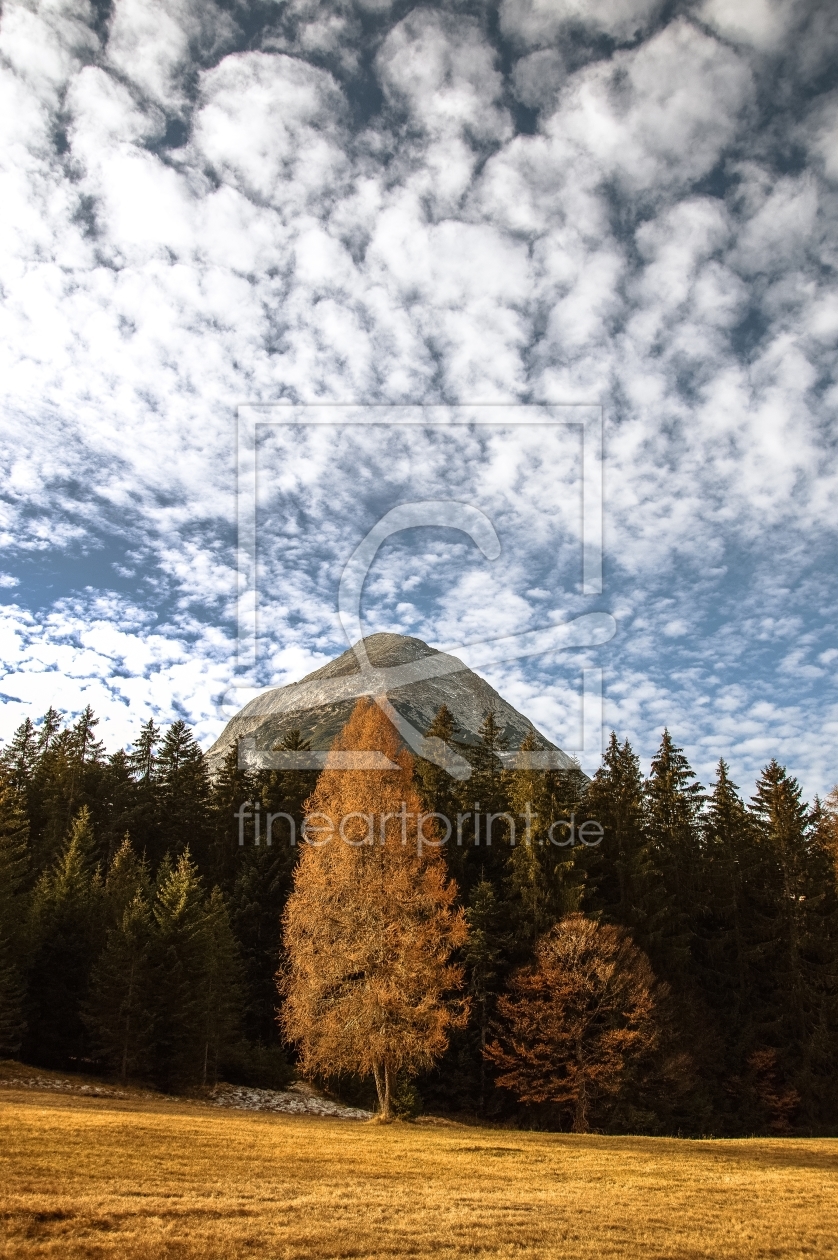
[150,849,209,1089]
[229,844,287,1046]
[451,709,512,895]
[0,718,39,790]
[584,733,655,932]
[698,761,757,1022]
[257,728,318,864]
[104,836,150,926]
[462,879,508,1113]
[69,705,106,766]
[748,761,838,1126]
[128,719,161,784]
[642,730,704,977]
[83,892,156,1082]
[125,718,162,862]
[209,741,256,889]
[505,732,585,950]
[156,722,211,870]
[26,807,106,1064]
[0,780,31,1055]
[36,707,61,754]
[197,888,243,1086]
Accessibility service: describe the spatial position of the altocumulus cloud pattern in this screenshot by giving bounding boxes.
[1,0,838,796]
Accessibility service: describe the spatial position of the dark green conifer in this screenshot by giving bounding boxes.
[642,730,705,976]
[26,806,106,1064]
[0,780,31,1054]
[83,892,156,1082]
[150,849,209,1088]
[0,718,39,790]
[197,888,243,1086]
[584,733,655,931]
[156,721,211,869]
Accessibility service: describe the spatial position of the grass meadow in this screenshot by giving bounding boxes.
[1,1087,837,1260]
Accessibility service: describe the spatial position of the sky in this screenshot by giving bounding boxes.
[1,0,838,799]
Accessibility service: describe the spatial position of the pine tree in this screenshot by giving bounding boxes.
[36,707,61,754]
[197,888,243,1086]
[463,879,508,1113]
[642,730,705,977]
[150,849,209,1089]
[748,761,838,1126]
[128,719,161,784]
[584,733,655,932]
[26,807,106,1064]
[0,718,39,790]
[83,892,156,1082]
[229,844,287,1045]
[209,741,256,889]
[281,699,468,1120]
[156,722,211,870]
[104,836,150,926]
[505,731,585,950]
[698,761,757,1023]
[123,718,162,862]
[0,780,31,1054]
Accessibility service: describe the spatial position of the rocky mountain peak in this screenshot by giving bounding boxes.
[205,633,577,776]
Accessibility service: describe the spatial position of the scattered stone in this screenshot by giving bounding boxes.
[209,1081,372,1120]
[0,1075,128,1098]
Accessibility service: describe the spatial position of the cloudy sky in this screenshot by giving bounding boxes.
[1,0,837,798]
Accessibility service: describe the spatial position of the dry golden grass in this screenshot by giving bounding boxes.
[1,1087,837,1260]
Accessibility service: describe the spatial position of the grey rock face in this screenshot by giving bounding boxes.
[205,632,577,775]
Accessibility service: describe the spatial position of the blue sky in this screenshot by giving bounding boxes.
[1,0,838,799]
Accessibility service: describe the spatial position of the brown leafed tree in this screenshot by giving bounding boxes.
[279,698,468,1120]
[485,913,659,1133]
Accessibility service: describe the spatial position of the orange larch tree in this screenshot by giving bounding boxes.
[485,913,659,1133]
[279,698,468,1120]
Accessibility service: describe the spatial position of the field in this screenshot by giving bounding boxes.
[1,1087,837,1260]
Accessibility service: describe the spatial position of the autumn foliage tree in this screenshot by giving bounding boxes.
[486,913,659,1133]
[280,698,468,1120]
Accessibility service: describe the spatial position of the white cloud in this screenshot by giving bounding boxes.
[500,0,663,46]
[105,0,237,110]
[697,0,798,53]
[0,0,98,107]
[377,11,511,145]
[0,1,836,798]
[193,52,349,211]
[544,20,753,195]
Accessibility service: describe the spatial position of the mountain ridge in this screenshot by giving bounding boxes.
[206,632,577,775]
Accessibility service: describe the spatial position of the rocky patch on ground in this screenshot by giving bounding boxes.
[209,1081,372,1120]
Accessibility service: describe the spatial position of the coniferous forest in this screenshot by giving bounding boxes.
[1,702,837,1136]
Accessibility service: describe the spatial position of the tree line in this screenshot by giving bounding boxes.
[1,700,837,1133]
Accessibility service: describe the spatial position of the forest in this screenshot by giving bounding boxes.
[0,700,837,1136]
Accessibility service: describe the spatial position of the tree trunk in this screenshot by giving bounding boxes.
[121,960,135,1085]
[373,1060,394,1121]
[573,1070,588,1134]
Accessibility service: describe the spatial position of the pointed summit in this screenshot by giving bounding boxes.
[206,633,577,776]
